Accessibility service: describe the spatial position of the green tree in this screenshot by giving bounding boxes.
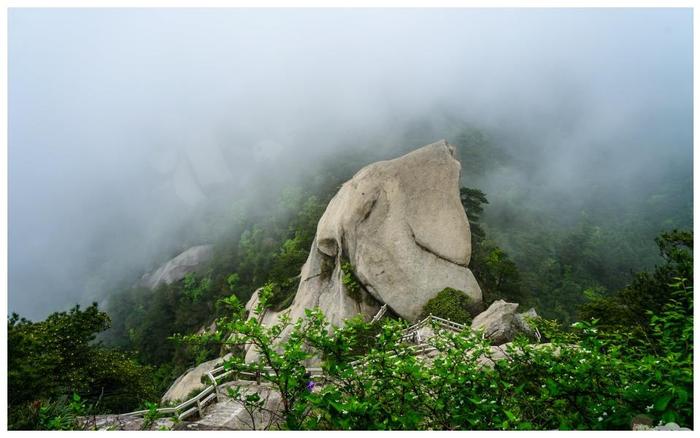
[460,187,488,246]
[579,229,693,331]
[8,304,158,429]
[460,186,524,305]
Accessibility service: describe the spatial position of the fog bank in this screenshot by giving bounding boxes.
[8,8,692,319]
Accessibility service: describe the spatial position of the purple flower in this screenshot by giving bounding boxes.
[306,380,316,391]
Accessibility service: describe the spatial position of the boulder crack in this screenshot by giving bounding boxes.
[407,224,468,268]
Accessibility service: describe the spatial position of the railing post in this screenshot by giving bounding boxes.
[196,398,203,418]
[255,370,261,384]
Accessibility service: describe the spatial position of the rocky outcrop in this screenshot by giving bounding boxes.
[140,244,214,290]
[161,355,230,404]
[471,300,538,345]
[244,140,482,362]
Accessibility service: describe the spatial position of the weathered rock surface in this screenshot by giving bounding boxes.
[514,307,539,334]
[140,244,214,290]
[471,300,538,345]
[80,415,175,431]
[632,422,691,431]
[244,140,482,361]
[176,381,284,430]
[161,355,230,404]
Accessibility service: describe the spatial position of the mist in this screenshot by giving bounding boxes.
[8,8,692,319]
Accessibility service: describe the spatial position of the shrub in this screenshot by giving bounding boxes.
[181,275,693,430]
[266,277,301,312]
[341,262,363,302]
[419,287,474,324]
[8,304,158,429]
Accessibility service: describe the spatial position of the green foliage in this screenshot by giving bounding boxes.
[460,187,489,246]
[184,266,693,430]
[341,262,363,302]
[226,273,240,291]
[8,304,158,429]
[265,277,302,312]
[477,245,523,305]
[579,229,693,331]
[11,393,89,431]
[419,287,474,324]
[452,122,691,325]
[183,273,212,303]
[460,186,524,306]
[141,401,162,430]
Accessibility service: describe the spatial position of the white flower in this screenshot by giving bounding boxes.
[598,417,604,422]
[645,405,653,412]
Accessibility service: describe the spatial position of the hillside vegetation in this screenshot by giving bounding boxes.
[8,124,693,430]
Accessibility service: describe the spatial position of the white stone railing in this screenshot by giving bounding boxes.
[400,314,466,343]
[121,365,225,421]
[370,303,388,324]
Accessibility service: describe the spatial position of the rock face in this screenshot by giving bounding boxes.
[81,415,176,431]
[471,300,538,345]
[244,140,482,362]
[140,245,214,290]
[161,355,230,404]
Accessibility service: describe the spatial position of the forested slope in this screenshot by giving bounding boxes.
[8,122,693,429]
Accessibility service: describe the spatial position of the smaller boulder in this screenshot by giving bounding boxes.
[161,355,230,404]
[471,300,539,345]
[140,244,214,290]
[514,307,539,336]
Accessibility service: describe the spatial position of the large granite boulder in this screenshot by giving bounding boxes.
[244,140,482,362]
[140,244,214,290]
[471,300,538,345]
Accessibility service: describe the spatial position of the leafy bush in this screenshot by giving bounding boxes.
[341,262,363,302]
[420,287,474,324]
[10,393,89,431]
[141,401,163,430]
[183,273,693,430]
[265,277,302,312]
[8,304,158,429]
